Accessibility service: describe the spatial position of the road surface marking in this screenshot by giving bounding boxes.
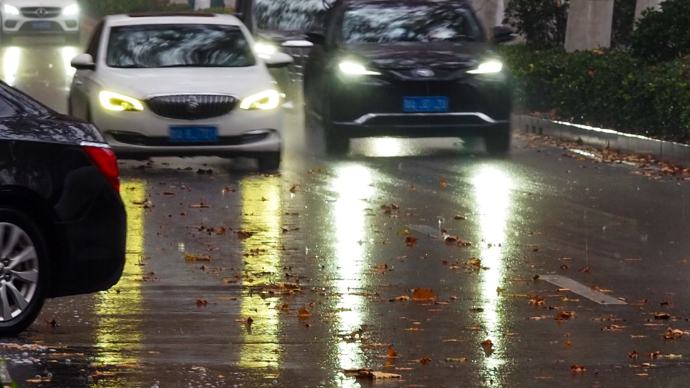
[540,275,627,305]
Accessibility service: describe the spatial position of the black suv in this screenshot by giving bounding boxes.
[302,0,515,155]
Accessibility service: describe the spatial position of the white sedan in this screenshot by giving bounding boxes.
[0,0,80,45]
[68,13,292,171]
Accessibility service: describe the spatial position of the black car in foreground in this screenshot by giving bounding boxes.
[303,0,516,156]
[0,82,126,336]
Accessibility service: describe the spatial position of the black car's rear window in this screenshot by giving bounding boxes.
[342,4,482,44]
[106,24,256,69]
[255,0,331,32]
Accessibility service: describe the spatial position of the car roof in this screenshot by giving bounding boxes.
[104,13,243,27]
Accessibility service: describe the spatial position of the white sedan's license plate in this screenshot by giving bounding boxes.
[169,126,218,142]
[31,22,51,30]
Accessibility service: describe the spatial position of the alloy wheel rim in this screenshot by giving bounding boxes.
[0,223,39,321]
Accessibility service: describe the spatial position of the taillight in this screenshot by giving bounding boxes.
[82,143,120,193]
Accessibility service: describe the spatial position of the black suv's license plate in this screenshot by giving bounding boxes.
[403,97,449,112]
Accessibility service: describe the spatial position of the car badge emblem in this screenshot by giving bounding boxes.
[415,69,434,78]
[185,96,200,113]
[36,8,47,16]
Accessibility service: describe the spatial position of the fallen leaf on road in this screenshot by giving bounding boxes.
[394,295,410,301]
[405,236,418,246]
[647,351,660,358]
[196,300,208,306]
[298,307,311,317]
[445,236,459,244]
[629,350,639,359]
[580,267,591,272]
[237,231,254,239]
[571,364,586,372]
[454,215,466,220]
[374,263,388,271]
[412,288,436,300]
[660,301,673,306]
[440,179,447,187]
[347,369,401,379]
[446,357,468,362]
[419,357,431,365]
[222,187,236,193]
[555,311,575,321]
[529,295,546,306]
[185,253,211,261]
[289,185,297,193]
[388,345,399,358]
[163,191,175,195]
[654,313,671,320]
[190,201,210,209]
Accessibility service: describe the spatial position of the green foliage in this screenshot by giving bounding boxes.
[503,0,568,48]
[501,45,690,141]
[631,0,690,62]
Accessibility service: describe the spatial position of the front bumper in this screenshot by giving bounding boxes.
[93,102,283,158]
[1,11,79,35]
[326,72,512,138]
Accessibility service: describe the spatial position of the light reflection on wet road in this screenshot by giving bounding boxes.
[3,39,690,388]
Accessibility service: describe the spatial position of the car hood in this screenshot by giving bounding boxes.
[341,42,491,70]
[6,0,78,7]
[97,66,275,100]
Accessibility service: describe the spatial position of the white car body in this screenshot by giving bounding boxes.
[69,14,289,169]
[0,0,80,42]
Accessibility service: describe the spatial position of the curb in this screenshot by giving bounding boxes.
[512,114,690,165]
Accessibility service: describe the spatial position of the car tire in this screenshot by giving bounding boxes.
[65,33,80,46]
[0,208,49,337]
[485,124,511,157]
[257,152,281,172]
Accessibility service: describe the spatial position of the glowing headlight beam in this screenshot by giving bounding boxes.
[3,5,19,15]
[240,90,280,110]
[338,61,381,76]
[254,42,276,56]
[467,60,503,74]
[63,4,79,15]
[99,91,144,112]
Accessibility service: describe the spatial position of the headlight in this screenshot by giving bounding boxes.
[240,90,281,110]
[254,42,276,56]
[99,91,144,112]
[467,60,503,74]
[338,61,381,76]
[63,4,80,15]
[3,5,19,15]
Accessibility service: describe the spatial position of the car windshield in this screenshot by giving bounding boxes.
[106,24,256,68]
[342,4,482,44]
[255,0,332,31]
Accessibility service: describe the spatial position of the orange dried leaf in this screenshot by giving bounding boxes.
[298,307,311,317]
[405,236,418,246]
[388,345,399,358]
[571,364,586,372]
[412,288,436,300]
[419,357,431,365]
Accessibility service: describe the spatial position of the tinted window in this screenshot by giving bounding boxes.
[255,0,332,31]
[342,4,482,43]
[106,24,256,69]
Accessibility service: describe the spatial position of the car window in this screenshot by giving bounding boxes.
[255,0,333,31]
[0,96,17,118]
[106,24,256,69]
[342,4,482,44]
[86,21,105,62]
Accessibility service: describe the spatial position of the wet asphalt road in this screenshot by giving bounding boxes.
[3,39,690,388]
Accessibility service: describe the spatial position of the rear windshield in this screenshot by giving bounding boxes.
[343,4,482,44]
[255,0,332,31]
[106,24,256,68]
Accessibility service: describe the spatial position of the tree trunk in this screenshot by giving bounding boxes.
[565,0,614,52]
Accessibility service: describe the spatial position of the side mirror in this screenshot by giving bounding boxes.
[492,26,517,44]
[264,52,294,69]
[306,31,326,46]
[71,53,95,71]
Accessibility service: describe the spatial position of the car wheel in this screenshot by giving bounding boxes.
[485,124,511,157]
[257,152,281,172]
[0,208,49,337]
[65,33,80,46]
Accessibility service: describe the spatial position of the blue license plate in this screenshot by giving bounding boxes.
[169,126,218,142]
[403,97,449,112]
[31,22,51,30]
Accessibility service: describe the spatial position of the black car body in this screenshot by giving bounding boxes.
[302,0,515,155]
[0,82,126,335]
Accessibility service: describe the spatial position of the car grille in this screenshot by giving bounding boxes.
[21,7,62,18]
[146,95,238,120]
